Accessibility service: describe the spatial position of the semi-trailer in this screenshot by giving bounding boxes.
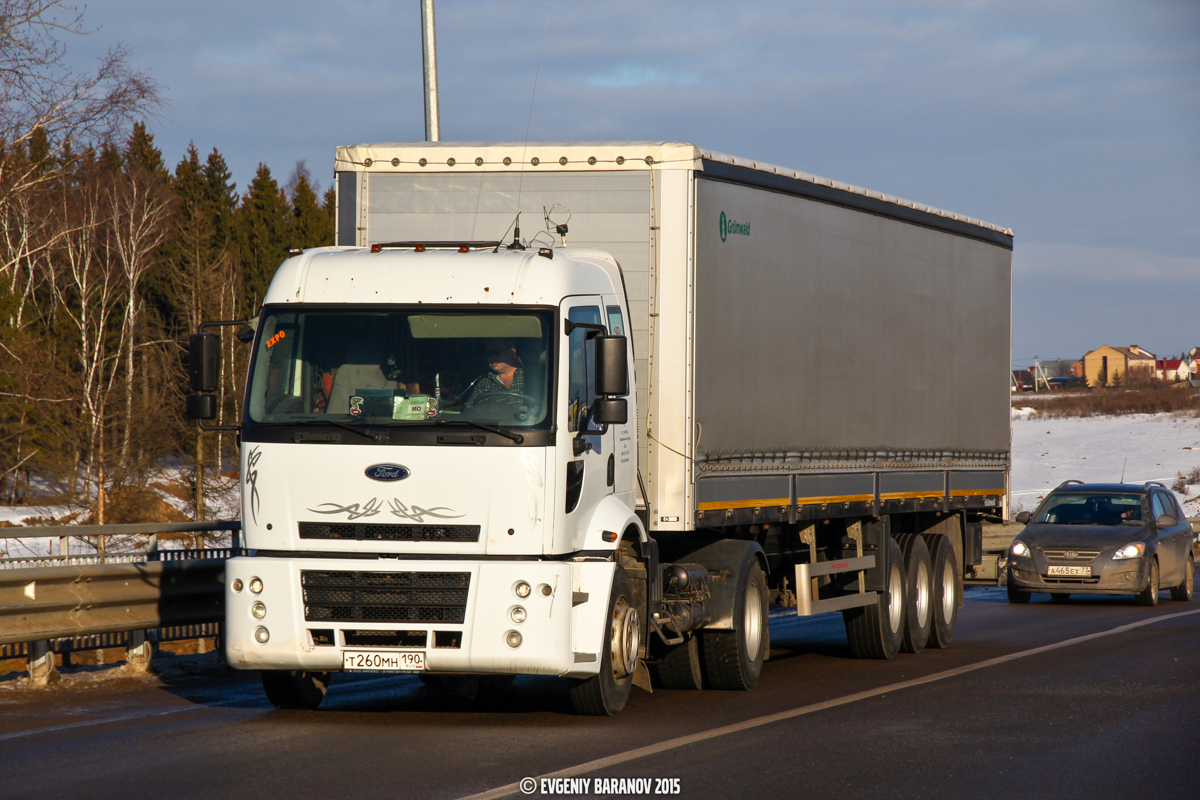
[187,142,1013,714]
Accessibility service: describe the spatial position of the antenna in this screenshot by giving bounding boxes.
[1120,457,1127,483]
[506,16,550,249]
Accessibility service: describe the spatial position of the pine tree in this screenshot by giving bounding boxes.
[1094,361,1108,389]
[287,161,332,250]
[123,122,169,182]
[203,148,239,261]
[237,163,290,314]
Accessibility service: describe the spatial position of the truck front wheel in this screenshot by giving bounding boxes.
[568,566,640,715]
[261,670,331,710]
[701,558,768,690]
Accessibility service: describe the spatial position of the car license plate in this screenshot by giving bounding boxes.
[342,650,425,672]
[1046,565,1091,577]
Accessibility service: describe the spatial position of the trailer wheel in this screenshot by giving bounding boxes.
[843,537,905,659]
[925,534,960,647]
[895,534,932,654]
[568,566,639,715]
[261,670,331,710]
[652,635,703,690]
[702,558,768,690]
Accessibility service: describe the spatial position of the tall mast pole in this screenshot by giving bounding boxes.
[421,0,440,141]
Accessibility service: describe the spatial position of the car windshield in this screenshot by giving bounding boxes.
[246,307,554,428]
[1033,493,1146,526]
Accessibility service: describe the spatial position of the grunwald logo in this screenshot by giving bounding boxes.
[719,211,750,242]
[364,463,410,482]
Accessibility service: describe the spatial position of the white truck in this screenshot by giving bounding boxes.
[186,142,1013,714]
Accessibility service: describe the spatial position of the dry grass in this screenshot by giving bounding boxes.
[1013,387,1199,419]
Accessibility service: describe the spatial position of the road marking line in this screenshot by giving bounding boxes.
[457,606,1200,800]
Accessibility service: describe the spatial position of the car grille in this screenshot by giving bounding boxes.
[1042,548,1101,563]
[299,521,481,543]
[1042,576,1101,585]
[301,570,470,624]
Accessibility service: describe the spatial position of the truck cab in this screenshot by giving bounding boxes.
[211,243,647,713]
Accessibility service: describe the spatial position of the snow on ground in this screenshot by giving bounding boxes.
[1011,409,1200,515]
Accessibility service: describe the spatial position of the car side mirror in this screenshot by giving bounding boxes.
[1015,511,1031,524]
[1156,513,1177,528]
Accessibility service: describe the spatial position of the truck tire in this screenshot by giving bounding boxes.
[843,537,905,659]
[653,635,703,690]
[896,534,932,654]
[261,670,331,710]
[568,566,640,715]
[701,558,768,690]
[924,534,960,647]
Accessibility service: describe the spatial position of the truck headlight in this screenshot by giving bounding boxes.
[506,630,523,648]
[251,602,267,619]
[1113,543,1145,560]
[249,577,263,594]
[510,606,526,624]
[1011,540,1030,557]
[514,581,531,599]
[254,626,270,644]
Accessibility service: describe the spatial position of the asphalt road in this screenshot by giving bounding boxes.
[2,586,1198,800]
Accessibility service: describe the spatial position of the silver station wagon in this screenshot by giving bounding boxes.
[1007,481,1195,605]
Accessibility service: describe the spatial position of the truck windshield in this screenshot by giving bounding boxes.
[246,307,554,429]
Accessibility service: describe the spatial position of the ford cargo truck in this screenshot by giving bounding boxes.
[187,142,1013,714]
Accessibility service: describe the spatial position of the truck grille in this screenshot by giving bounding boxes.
[1042,548,1101,563]
[301,570,470,624]
[299,521,480,543]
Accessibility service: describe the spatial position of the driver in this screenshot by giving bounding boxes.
[465,338,526,408]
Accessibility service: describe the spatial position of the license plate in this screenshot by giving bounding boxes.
[1047,565,1091,577]
[342,650,425,672]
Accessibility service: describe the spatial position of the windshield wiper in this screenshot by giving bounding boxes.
[291,418,380,442]
[434,418,524,444]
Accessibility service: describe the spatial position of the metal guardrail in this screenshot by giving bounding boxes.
[0,520,242,683]
[0,520,241,568]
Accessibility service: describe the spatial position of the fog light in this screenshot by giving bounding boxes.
[254,626,270,644]
[249,577,263,594]
[505,630,523,648]
[251,601,267,619]
[232,578,243,593]
[510,606,526,624]
[515,581,531,598]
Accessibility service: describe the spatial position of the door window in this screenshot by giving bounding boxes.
[567,305,603,433]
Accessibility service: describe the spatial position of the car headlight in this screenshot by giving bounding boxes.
[1113,542,1145,560]
[1011,540,1030,557]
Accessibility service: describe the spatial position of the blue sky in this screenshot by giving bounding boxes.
[69,1,1199,363]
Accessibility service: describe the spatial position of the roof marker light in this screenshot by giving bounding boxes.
[559,156,568,165]
[447,158,456,167]
[588,156,597,165]
[475,157,484,166]
[370,244,381,253]
[503,157,512,166]
[459,245,469,252]
[530,157,540,166]
[414,245,426,252]
[418,158,428,167]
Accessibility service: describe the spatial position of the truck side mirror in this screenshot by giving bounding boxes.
[186,393,217,421]
[593,398,627,425]
[189,332,220,392]
[595,335,628,397]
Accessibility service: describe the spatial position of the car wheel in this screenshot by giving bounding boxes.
[1050,593,1071,603]
[1169,553,1193,602]
[1006,572,1031,604]
[1136,558,1160,607]
[923,534,959,648]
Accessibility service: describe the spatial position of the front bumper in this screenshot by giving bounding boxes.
[1008,552,1148,594]
[224,556,614,677]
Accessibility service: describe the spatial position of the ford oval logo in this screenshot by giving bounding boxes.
[365,464,410,482]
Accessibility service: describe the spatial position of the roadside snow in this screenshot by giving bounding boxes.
[1010,410,1200,515]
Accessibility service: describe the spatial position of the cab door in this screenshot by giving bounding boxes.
[562,300,616,548]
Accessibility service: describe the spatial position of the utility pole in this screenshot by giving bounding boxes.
[421,0,440,142]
